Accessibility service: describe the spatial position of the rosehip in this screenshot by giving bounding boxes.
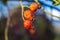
[29,28,36,35]
[24,10,34,20]
[24,20,32,29]
[29,3,39,12]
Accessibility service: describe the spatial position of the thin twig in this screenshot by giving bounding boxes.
[20,1,25,21]
[44,10,60,19]
[5,17,10,40]
[5,5,10,40]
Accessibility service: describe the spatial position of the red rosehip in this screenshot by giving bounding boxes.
[24,20,32,29]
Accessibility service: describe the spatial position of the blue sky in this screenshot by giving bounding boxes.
[0,1,60,21]
[22,0,60,11]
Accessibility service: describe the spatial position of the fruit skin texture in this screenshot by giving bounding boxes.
[29,28,36,35]
[24,20,32,29]
[29,3,38,12]
[24,10,34,20]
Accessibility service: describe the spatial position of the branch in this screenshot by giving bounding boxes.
[44,10,60,19]
[5,17,10,40]
[20,1,25,21]
[5,6,10,40]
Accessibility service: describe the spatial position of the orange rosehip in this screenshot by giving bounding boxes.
[24,20,32,29]
[24,10,34,20]
[29,3,39,12]
[29,28,36,35]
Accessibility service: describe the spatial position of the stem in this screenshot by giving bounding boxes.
[23,6,29,8]
[5,17,10,40]
[34,0,40,4]
[20,1,25,21]
[5,5,10,40]
[44,10,60,19]
[34,0,38,2]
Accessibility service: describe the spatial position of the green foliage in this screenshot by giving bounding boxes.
[37,22,46,28]
[52,0,60,5]
[54,37,60,40]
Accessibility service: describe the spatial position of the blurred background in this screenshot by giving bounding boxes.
[0,0,60,40]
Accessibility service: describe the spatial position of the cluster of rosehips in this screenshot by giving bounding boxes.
[23,2,40,35]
